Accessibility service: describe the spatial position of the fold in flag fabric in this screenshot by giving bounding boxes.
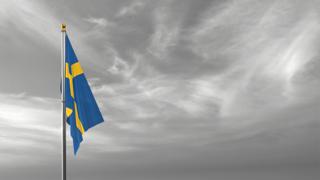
[65,34,104,154]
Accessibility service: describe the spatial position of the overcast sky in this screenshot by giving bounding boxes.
[0,0,319,180]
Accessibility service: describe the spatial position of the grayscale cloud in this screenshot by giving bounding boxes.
[0,0,319,180]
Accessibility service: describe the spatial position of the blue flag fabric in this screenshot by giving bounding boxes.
[65,34,104,154]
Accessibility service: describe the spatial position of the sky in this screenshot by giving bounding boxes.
[0,0,319,180]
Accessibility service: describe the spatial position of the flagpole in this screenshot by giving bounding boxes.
[61,23,67,180]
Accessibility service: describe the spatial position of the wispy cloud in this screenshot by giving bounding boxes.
[1,0,319,178]
[0,93,136,165]
[186,0,320,116]
[0,93,60,165]
[116,1,145,17]
[147,6,180,58]
[0,0,60,47]
[84,17,114,28]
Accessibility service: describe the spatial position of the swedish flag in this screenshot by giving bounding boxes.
[65,34,104,154]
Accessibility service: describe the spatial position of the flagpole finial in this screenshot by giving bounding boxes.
[61,24,66,32]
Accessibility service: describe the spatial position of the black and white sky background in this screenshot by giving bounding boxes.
[0,0,319,179]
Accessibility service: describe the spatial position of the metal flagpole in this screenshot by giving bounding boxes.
[61,23,67,180]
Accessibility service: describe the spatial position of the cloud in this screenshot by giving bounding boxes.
[107,54,132,76]
[1,0,320,179]
[0,93,137,165]
[116,1,145,17]
[0,93,60,166]
[84,17,114,28]
[147,5,180,58]
[0,0,60,47]
[184,0,320,116]
[0,0,112,72]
